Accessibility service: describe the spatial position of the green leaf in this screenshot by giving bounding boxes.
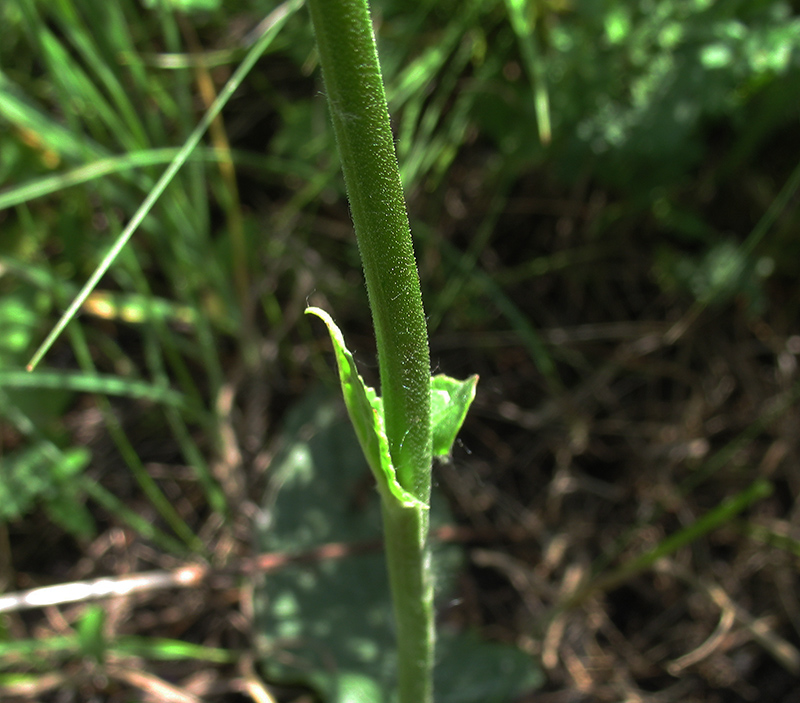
[435,631,544,702]
[254,389,446,700]
[254,389,540,702]
[77,606,106,663]
[0,445,90,525]
[43,489,96,540]
[305,307,422,509]
[112,637,235,663]
[0,369,184,407]
[0,293,39,363]
[0,444,53,521]
[430,374,478,458]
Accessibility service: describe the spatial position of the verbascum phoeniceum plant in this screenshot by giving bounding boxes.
[304,0,477,701]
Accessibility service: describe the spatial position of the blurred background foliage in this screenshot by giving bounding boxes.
[1,0,800,699]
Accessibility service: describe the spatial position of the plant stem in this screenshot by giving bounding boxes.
[381,501,434,703]
[305,0,431,502]
[305,0,434,700]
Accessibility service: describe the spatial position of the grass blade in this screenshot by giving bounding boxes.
[26,0,304,371]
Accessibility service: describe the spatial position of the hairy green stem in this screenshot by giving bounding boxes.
[381,501,434,703]
[305,0,433,700]
[306,0,431,501]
